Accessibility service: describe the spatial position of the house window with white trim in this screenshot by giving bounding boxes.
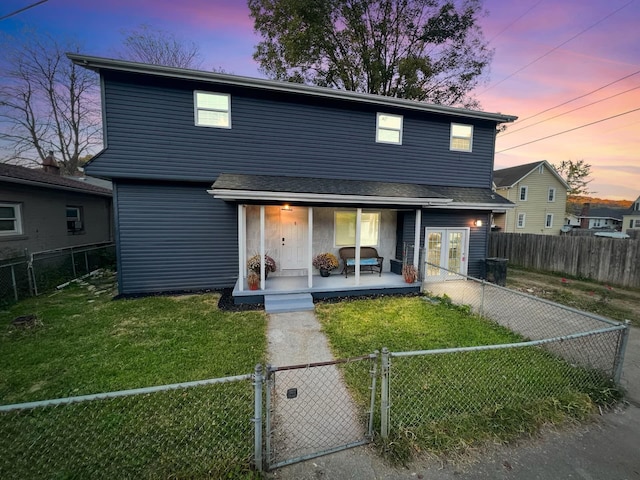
[634,219,640,228]
[194,91,231,128]
[450,123,473,151]
[335,211,380,246]
[548,187,556,202]
[0,203,23,236]
[545,213,554,228]
[376,113,402,144]
[519,186,528,201]
[517,213,526,228]
[66,206,84,233]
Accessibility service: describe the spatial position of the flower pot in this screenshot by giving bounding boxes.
[249,283,259,290]
[320,269,331,277]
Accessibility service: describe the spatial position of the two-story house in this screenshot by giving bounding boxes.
[70,54,516,303]
[623,195,640,233]
[492,161,569,235]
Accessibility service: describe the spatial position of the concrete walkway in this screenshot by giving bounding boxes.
[267,311,640,480]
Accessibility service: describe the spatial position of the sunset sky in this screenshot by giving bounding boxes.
[2,0,639,200]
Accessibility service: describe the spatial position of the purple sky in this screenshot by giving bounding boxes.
[2,0,639,200]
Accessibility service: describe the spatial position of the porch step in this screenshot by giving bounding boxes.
[264,293,314,314]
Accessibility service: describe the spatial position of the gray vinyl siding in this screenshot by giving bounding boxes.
[88,72,496,188]
[400,209,490,278]
[115,182,237,294]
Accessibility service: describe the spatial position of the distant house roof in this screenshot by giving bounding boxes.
[493,160,570,190]
[210,173,514,209]
[68,54,518,125]
[580,207,625,221]
[0,163,112,197]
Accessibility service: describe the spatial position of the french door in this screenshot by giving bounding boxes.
[424,228,469,280]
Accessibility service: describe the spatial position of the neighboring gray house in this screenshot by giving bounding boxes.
[577,204,624,230]
[70,54,516,302]
[0,162,113,260]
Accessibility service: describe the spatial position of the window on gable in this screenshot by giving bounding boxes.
[635,202,640,211]
[519,186,528,201]
[517,213,526,228]
[538,164,545,174]
[66,206,84,233]
[545,213,554,228]
[450,123,473,152]
[0,203,23,236]
[194,91,230,128]
[376,113,402,144]
[548,187,556,202]
[335,211,380,246]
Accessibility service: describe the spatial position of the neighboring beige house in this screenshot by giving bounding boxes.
[623,194,640,232]
[492,160,570,235]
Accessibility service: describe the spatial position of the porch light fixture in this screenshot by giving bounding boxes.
[474,219,483,227]
[281,204,293,211]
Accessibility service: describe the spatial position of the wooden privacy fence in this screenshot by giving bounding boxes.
[489,233,640,288]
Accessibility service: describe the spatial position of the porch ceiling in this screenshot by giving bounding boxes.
[209,173,514,209]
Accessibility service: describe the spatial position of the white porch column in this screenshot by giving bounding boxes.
[355,208,362,285]
[237,204,246,292]
[308,207,313,288]
[413,209,422,268]
[260,205,265,291]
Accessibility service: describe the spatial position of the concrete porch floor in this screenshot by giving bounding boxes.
[233,271,420,304]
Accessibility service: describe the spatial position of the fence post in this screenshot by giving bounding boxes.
[264,365,273,471]
[381,348,390,439]
[368,351,379,438]
[10,265,18,302]
[84,251,89,274]
[614,321,631,384]
[480,279,485,316]
[71,250,77,278]
[253,364,263,472]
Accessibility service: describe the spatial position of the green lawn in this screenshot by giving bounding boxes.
[0,271,266,479]
[316,295,619,462]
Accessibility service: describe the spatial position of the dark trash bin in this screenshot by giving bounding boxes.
[485,257,508,286]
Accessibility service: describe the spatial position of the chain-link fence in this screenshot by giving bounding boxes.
[0,374,258,480]
[266,355,377,470]
[0,243,115,306]
[375,260,630,460]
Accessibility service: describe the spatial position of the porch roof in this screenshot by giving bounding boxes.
[209,173,515,209]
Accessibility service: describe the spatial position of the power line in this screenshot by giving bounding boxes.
[496,107,640,153]
[487,0,544,43]
[480,0,635,95]
[514,69,640,125]
[0,0,48,21]
[500,85,640,136]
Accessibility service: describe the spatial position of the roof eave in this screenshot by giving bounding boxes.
[1,176,112,197]
[68,54,518,124]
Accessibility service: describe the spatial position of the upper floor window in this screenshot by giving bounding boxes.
[194,91,231,128]
[376,113,402,145]
[545,213,554,228]
[0,203,23,236]
[548,187,556,202]
[519,186,528,201]
[335,211,380,246]
[450,123,473,152]
[517,212,526,228]
[538,164,545,174]
[635,202,640,211]
[66,206,84,233]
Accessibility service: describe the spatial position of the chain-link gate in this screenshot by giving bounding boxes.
[265,354,377,470]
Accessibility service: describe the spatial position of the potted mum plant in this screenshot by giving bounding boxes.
[313,252,339,277]
[402,263,418,283]
[247,271,260,290]
[247,254,277,278]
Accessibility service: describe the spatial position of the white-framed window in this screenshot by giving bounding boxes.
[635,202,640,211]
[517,212,526,228]
[538,164,545,174]
[376,113,402,145]
[194,91,231,128]
[334,210,380,246]
[548,187,556,202]
[519,186,528,201]
[634,219,640,228]
[66,206,83,233]
[0,203,23,236]
[450,123,473,152]
[545,213,554,228]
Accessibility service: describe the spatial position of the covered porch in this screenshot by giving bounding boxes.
[233,271,420,304]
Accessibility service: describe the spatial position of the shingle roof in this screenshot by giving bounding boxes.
[0,163,112,196]
[493,160,570,190]
[212,173,513,207]
[581,207,625,220]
